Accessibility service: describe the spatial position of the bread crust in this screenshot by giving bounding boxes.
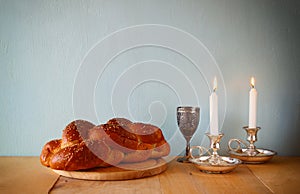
[40,118,170,170]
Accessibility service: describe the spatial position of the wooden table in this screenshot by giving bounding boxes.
[0,156,299,194]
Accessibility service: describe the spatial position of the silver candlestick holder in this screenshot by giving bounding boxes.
[207,133,223,165]
[228,126,277,163]
[189,133,241,174]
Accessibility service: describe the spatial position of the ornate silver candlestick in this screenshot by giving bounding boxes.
[243,126,260,156]
[207,133,223,165]
[228,126,276,163]
[189,133,241,174]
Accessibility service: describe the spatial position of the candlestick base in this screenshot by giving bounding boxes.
[228,126,277,163]
[189,133,241,174]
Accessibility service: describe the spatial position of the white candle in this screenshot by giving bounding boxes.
[248,77,258,128]
[210,77,218,135]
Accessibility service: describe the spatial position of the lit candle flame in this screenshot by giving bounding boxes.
[213,77,217,92]
[250,77,255,88]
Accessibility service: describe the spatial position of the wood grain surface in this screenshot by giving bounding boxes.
[1,156,300,194]
[51,158,274,194]
[0,156,59,194]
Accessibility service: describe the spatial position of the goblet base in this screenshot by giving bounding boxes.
[177,156,191,163]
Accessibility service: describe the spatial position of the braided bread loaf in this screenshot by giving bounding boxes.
[40,118,170,171]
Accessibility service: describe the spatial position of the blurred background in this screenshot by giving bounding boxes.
[0,0,299,156]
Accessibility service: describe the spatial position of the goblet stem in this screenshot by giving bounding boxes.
[185,138,191,157]
[177,137,192,163]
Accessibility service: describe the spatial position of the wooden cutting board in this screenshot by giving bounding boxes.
[52,158,167,180]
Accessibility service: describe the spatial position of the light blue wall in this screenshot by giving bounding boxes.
[0,0,299,156]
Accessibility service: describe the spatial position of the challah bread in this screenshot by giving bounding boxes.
[40,118,170,171]
[40,139,61,167]
[90,119,170,163]
[40,120,114,170]
[102,118,170,162]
